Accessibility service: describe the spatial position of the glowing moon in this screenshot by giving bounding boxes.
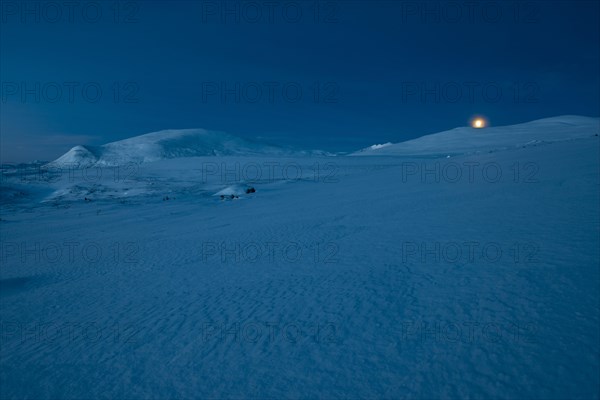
[471,117,487,129]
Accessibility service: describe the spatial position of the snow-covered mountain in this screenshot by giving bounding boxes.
[46,129,305,167]
[45,116,600,168]
[352,115,600,156]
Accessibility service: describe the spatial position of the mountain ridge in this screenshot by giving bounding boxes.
[46,129,317,167]
[46,116,600,167]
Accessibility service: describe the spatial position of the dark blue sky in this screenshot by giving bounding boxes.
[1,0,599,162]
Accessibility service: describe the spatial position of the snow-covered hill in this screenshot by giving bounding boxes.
[46,129,305,167]
[352,115,600,156]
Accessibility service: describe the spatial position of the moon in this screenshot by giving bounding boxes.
[471,117,487,129]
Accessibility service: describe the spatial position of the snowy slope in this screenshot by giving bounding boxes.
[46,129,303,167]
[352,115,600,156]
[1,117,599,399]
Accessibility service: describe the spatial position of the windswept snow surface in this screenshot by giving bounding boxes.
[1,118,599,399]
